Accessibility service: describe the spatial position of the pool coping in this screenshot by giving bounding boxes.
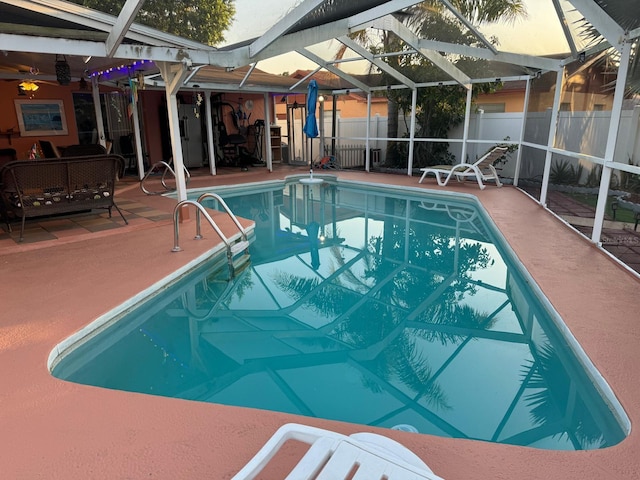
[1,169,640,479]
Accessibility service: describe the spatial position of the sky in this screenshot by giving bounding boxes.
[220,0,582,75]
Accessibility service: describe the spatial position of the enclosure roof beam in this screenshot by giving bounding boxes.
[3,0,215,49]
[347,0,422,30]
[376,16,471,88]
[551,0,578,58]
[249,0,326,57]
[0,32,243,67]
[143,76,309,94]
[104,0,146,57]
[437,0,498,53]
[337,36,416,89]
[570,0,626,46]
[241,21,351,67]
[296,47,371,93]
[415,39,562,72]
[289,66,323,90]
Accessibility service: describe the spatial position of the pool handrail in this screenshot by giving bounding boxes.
[172,194,250,277]
[140,160,191,195]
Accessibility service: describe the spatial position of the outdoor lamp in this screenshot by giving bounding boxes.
[19,80,39,92]
[55,54,71,85]
[611,201,618,220]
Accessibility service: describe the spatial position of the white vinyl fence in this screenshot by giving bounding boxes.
[277,106,640,173]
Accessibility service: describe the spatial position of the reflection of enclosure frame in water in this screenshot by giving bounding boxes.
[51,180,629,450]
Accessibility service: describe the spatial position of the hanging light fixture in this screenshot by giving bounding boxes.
[19,80,39,92]
[55,54,71,85]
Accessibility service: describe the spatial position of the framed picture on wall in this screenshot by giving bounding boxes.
[14,99,68,136]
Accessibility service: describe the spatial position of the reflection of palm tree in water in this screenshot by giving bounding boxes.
[272,202,496,410]
[520,342,609,449]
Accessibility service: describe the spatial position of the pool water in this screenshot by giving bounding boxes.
[51,178,627,450]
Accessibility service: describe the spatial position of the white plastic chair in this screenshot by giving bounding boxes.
[418,146,508,190]
[231,423,445,480]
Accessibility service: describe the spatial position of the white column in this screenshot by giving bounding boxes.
[91,77,106,148]
[592,40,632,243]
[157,61,190,202]
[513,77,532,187]
[204,90,216,175]
[130,85,145,180]
[460,85,473,164]
[540,68,565,207]
[365,92,371,172]
[406,88,417,176]
[264,92,273,172]
[319,95,325,157]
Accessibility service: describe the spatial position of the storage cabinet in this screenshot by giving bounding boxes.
[270,126,282,163]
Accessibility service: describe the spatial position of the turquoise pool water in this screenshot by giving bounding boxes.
[51,178,627,450]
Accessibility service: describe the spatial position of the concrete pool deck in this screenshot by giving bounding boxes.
[1,167,639,479]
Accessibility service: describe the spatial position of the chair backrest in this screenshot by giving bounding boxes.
[0,148,17,168]
[39,140,61,158]
[119,134,134,155]
[61,144,107,157]
[475,146,508,168]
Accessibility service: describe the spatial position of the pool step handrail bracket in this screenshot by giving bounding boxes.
[172,193,250,278]
[140,161,191,195]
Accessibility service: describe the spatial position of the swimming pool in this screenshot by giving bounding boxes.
[51,177,628,450]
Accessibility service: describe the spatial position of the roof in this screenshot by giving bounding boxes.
[0,0,639,93]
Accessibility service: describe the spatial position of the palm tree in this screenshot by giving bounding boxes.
[574,0,640,95]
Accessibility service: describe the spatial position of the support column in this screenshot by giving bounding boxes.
[540,68,565,207]
[406,88,417,176]
[592,40,632,243]
[460,84,473,164]
[157,61,191,203]
[365,92,371,172]
[264,92,273,172]
[204,90,216,175]
[91,77,106,149]
[513,77,532,187]
[130,82,145,180]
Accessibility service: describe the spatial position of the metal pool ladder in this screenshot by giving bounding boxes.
[172,193,250,278]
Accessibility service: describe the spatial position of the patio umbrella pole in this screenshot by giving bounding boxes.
[303,79,319,182]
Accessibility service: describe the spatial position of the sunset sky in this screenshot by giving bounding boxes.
[221,0,582,75]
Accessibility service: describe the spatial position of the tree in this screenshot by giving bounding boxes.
[575,0,640,96]
[70,0,235,46]
[334,0,527,167]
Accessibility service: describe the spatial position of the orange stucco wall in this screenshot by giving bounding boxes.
[0,80,81,158]
[274,93,387,120]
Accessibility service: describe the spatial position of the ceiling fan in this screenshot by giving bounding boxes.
[14,67,58,92]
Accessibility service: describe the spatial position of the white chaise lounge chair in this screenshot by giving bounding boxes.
[231,423,444,480]
[418,146,508,190]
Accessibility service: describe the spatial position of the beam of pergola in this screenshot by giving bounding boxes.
[3,0,213,49]
[570,0,626,46]
[104,0,146,57]
[375,15,472,88]
[338,36,417,89]
[296,47,372,93]
[438,0,498,54]
[248,0,326,57]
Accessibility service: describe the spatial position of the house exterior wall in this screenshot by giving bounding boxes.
[0,80,80,158]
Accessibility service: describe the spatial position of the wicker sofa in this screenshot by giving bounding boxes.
[0,155,128,241]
